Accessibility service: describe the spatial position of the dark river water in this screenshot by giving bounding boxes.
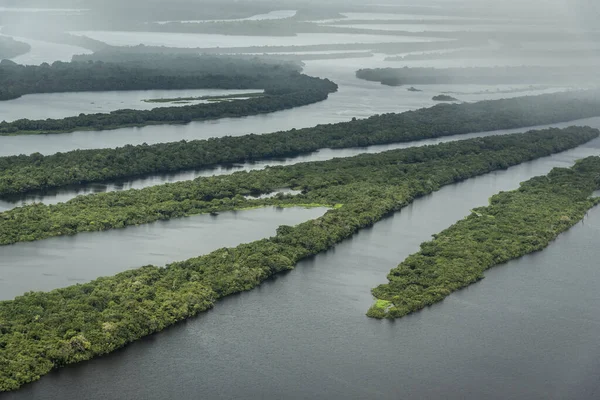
[4,137,600,399]
[2,117,599,212]
[0,207,327,301]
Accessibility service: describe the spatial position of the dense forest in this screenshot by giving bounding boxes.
[356,66,597,86]
[368,157,600,319]
[0,37,31,60]
[0,56,299,100]
[3,92,600,195]
[0,127,595,246]
[0,57,336,135]
[0,127,597,391]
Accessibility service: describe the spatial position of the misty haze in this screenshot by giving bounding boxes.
[0,1,599,399]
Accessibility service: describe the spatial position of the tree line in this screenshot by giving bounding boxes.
[368,156,600,319]
[0,55,301,100]
[3,91,600,196]
[0,56,336,135]
[356,66,598,86]
[0,127,596,246]
[0,127,598,392]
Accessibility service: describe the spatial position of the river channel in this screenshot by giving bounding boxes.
[3,135,600,399]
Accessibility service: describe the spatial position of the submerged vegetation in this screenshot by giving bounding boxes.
[3,92,600,196]
[368,157,600,319]
[0,127,597,391]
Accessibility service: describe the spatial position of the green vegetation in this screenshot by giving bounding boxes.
[142,92,264,103]
[433,95,459,102]
[0,127,595,246]
[0,127,597,391]
[0,57,336,135]
[368,157,600,319]
[3,92,600,196]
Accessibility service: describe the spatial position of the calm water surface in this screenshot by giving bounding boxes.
[0,89,262,122]
[4,35,91,65]
[0,206,327,301]
[71,31,447,48]
[4,139,600,400]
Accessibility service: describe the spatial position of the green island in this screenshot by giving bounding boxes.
[142,92,264,103]
[368,157,600,319]
[432,94,459,102]
[0,127,595,245]
[0,57,337,136]
[3,92,600,196]
[0,127,597,391]
[355,66,597,86]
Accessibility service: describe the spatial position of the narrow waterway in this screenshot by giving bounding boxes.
[0,206,327,301]
[0,89,263,122]
[0,54,570,157]
[2,118,599,212]
[4,138,600,400]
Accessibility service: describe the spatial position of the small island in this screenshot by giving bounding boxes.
[407,87,422,92]
[433,94,459,102]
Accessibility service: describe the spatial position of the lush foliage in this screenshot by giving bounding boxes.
[2,92,600,195]
[368,157,600,319]
[0,127,596,246]
[0,57,336,135]
[0,127,597,391]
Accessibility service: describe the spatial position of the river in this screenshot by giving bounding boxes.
[0,89,262,122]
[0,206,327,301]
[0,55,571,158]
[4,134,599,400]
[2,9,600,398]
[2,117,600,212]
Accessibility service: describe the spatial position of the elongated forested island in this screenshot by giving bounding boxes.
[368,157,600,319]
[0,127,597,391]
[3,91,600,196]
[0,56,337,135]
[355,66,598,86]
